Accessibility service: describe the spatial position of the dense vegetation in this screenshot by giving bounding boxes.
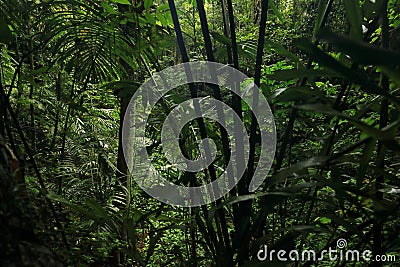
[1,0,399,266]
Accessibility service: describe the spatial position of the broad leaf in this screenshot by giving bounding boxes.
[269,0,284,22]
[144,0,153,9]
[318,30,400,67]
[111,0,131,5]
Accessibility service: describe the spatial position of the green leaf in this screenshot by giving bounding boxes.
[66,99,89,113]
[269,0,284,22]
[145,13,156,25]
[157,3,170,11]
[318,30,400,67]
[120,18,128,24]
[315,216,331,224]
[297,103,398,141]
[268,68,340,81]
[156,12,168,27]
[379,66,400,85]
[164,12,173,26]
[218,192,291,208]
[144,0,153,9]
[103,79,141,98]
[272,86,332,103]
[31,66,51,75]
[264,40,300,62]
[100,2,119,14]
[110,0,130,5]
[295,38,400,105]
[47,192,114,230]
[269,157,329,186]
[211,32,256,60]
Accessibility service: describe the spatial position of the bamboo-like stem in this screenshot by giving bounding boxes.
[168,0,221,261]
[254,0,335,254]
[373,1,389,265]
[220,0,232,63]
[241,0,269,262]
[194,0,234,262]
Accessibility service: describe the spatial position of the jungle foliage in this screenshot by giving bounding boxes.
[0,0,399,266]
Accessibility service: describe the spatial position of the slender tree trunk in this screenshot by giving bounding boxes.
[372,1,389,265]
[29,50,35,148]
[51,68,62,152]
[116,96,129,186]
